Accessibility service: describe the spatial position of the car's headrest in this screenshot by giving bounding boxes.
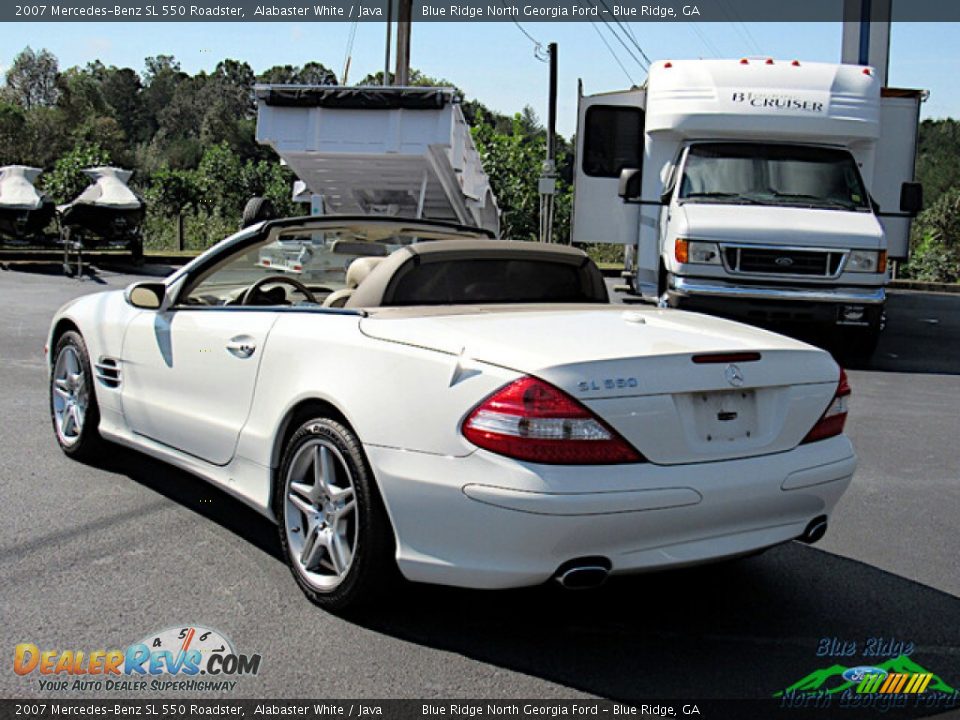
[345,256,384,289]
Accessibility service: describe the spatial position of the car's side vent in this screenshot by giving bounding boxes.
[94,357,122,389]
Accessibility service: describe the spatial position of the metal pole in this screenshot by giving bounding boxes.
[539,43,558,243]
[383,1,393,85]
[396,0,412,86]
[547,42,558,162]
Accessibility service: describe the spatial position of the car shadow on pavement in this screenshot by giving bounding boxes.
[84,446,960,714]
[350,553,960,713]
[80,444,283,561]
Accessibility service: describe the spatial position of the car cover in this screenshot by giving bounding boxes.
[0,166,45,210]
[60,167,142,211]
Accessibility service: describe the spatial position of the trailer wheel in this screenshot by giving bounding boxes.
[130,236,144,265]
[242,196,276,228]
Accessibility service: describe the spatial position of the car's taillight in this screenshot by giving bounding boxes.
[461,376,644,465]
[802,368,851,444]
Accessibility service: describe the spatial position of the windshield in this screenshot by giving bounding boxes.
[678,143,871,212]
[183,223,484,306]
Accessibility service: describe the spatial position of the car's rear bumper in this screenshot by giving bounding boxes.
[366,436,856,589]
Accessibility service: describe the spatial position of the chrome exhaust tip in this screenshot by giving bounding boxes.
[554,557,611,589]
[799,515,828,545]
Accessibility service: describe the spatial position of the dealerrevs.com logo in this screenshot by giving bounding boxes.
[14,625,261,693]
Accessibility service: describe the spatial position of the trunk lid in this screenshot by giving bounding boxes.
[360,305,840,464]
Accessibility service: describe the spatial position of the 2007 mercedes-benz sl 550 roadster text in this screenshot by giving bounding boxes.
[47,216,856,609]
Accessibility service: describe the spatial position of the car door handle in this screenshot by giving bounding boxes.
[226,336,256,358]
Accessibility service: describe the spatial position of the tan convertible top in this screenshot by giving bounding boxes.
[346,240,599,309]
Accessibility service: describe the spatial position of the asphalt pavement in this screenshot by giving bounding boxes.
[0,261,957,710]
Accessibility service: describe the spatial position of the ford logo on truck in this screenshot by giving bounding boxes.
[775,256,794,267]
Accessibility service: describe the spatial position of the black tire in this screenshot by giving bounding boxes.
[130,236,144,265]
[836,324,881,366]
[49,330,104,461]
[275,417,397,611]
[241,196,276,229]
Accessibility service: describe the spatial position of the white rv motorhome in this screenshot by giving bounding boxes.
[573,59,923,357]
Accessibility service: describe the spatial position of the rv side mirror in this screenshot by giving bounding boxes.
[618,168,643,201]
[900,182,923,216]
[125,282,166,310]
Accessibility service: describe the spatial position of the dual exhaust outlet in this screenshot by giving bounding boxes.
[553,516,829,589]
[554,557,611,589]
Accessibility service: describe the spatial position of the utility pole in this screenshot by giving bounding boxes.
[383,0,393,85]
[539,42,558,243]
[396,0,412,86]
[841,0,892,85]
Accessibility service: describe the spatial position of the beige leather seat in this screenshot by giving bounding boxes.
[322,256,385,308]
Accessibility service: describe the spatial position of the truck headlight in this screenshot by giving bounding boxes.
[847,250,887,273]
[675,239,721,265]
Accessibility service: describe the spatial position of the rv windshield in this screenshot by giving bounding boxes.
[678,143,871,212]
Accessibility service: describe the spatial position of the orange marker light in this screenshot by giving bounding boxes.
[675,238,689,264]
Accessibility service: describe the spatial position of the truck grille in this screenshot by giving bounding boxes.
[723,246,842,277]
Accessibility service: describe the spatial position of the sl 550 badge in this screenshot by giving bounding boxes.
[578,377,639,392]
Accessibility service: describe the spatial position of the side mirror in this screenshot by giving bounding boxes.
[900,182,923,215]
[125,282,167,310]
[618,168,643,200]
[660,188,673,205]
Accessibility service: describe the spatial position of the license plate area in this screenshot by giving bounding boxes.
[690,389,758,443]
[836,304,869,326]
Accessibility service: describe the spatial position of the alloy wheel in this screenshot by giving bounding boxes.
[284,437,358,591]
[52,345,88,447]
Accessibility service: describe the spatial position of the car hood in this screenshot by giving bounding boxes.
[675,203,883,249]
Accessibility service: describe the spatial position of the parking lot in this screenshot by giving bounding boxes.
[0,261,958,705]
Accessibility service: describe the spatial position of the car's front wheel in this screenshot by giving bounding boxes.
[276,417,396,611]
[50,330,103,460]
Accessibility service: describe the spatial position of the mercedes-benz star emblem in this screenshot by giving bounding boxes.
[725,364,745,387]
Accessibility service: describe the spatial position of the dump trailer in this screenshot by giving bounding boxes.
[255,85,499,236]
[573,59,923,357]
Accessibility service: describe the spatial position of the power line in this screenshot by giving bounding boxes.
[688,22,722,58]
[590,21,636,85]
[500,1,549,62]
[716,0,763,55]
[586,0,648,73]
[594,0,652,68]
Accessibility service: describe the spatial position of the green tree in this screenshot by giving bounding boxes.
[258,62,337,86]
[4,47,59,109]
[141,55,186,138]
[195,142,247,216]
[0,101,27,163]
[907,189,960,283]
[915,119,960,209]
[146,168,202,250]
[42,142,112,203]
[297,62,337,86]
[472,114,572,242]
[94,64,147,144]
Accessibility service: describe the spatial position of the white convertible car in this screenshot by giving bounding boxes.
[47,216,856,609]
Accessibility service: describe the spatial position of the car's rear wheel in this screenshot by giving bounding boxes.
[276,417,396,611]
[50,331,103,460]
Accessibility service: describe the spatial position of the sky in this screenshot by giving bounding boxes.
[0,20,957,137]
